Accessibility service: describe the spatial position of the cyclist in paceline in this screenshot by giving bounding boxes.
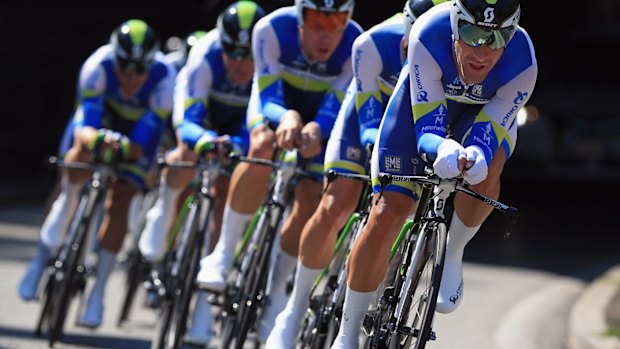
[18,19,175,329]
[265,0,445,346]
[195,0,363,341]
[331,0,538,347]
[138,1,266,345]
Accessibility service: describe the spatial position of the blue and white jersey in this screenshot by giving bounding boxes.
[175,29,252,153]
[353,14,406,144]
[74,44,175,154]
[408,3,538,164]
[247,6,363,141]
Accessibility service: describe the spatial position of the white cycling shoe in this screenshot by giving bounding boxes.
[265,307,301,349]
[79,292,104,328]
[196,255,227,293]
[138,204,175,262]
[18,244,51,301]
[184,292,216,346]
[436,258,464,314]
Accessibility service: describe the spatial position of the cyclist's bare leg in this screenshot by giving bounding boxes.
[438,148,507,313]
[265,178,362,345]
[299,178,362,268]
[331,191,415,348]
[279,178,323,256]
[208,175,229,252]
[226,125,275,213]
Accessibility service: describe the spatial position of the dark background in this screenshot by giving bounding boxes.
[1,0,619,185]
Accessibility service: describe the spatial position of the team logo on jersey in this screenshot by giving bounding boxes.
[417,90,428,102]
[434,105,446,124]
[471,84,483,97]
[346,146,362,161]
[513,91,528,104]
[384,156,402,172]
[483,123,494,144]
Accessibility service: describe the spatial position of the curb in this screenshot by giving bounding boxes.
[568,265,620,349]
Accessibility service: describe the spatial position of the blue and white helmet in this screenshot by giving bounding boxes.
[403,0,448,41]
[450,0,520,47]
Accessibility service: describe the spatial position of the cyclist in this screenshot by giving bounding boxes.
[264,0,446,346]
[329,0,537,346]
[137,1,266,345]
[195,0,363,341]
[17,19,175,329]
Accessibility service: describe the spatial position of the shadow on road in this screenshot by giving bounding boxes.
[0,325,151,349]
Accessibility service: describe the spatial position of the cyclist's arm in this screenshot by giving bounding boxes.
[249,18,287,129]
[407,35,447,163]
[310,58,353,142]
[352,32,385,146]
[74,54,108,151]
[126,63,175,158]
[176,51,219,153]
[461,64,537,163]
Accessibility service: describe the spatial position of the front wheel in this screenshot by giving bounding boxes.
[396,221,446,349]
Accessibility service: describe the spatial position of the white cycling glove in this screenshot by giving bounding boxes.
[433,139,466,179]
[463,145,488,185]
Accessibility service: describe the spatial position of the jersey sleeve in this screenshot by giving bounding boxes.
[176,52,218,151]
[352,33,385,145]
[77,57,107,128]
[407,36,448,162]
[462,63,538,162]
[248,18,287,129]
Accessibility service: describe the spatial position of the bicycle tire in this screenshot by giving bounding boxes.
[219,206,271,349]
[34,269,54,336]
[151,301,173,349]
[48,189,98,347]
[118,189,158,325]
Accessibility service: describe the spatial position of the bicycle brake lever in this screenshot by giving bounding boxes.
[504,206,519,238]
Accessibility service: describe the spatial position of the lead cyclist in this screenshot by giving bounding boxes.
[330,0,538,347]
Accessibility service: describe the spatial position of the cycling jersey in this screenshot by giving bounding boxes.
[248,6,363,178]
[175,30,251,155]
[372,3,538,198]
[58,44,175,188]
[325,14,405,175]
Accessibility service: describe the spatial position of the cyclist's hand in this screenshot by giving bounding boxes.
[433,138,466,179]
[214,135,235,165]
[93,129,130,163]
[276,112,303,150]
[462,145,488,185]
[298,122,321,158]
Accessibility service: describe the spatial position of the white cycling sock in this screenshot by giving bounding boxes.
[207,205,252,271]
[258,248,298,341]
[268,260,321,344]
[331,285,375,349]
[446,213,480,262]
[139,181,182,262]
[89,248,117,300]
[40,177,80,249]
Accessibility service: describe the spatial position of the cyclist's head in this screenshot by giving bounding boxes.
[110,19,160,75]
[182,30,207,59]
[451,0,519,84]
[217,0,266,61]
[403,0,447,42]
[296,0,355,62]
[450,0,520,50]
